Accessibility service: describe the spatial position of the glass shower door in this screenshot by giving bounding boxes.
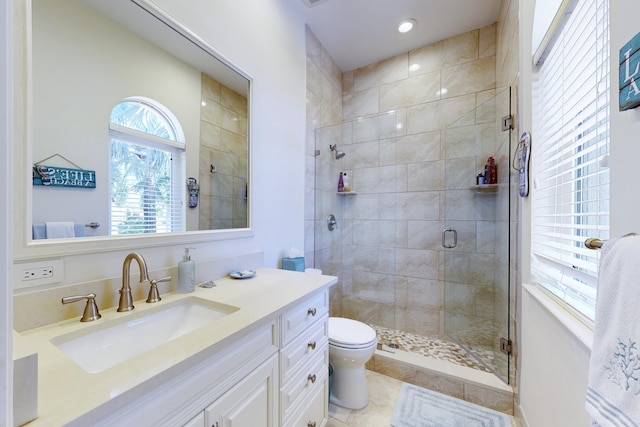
[443,88,511,382]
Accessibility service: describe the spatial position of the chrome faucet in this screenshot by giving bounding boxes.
[118,253,150,312]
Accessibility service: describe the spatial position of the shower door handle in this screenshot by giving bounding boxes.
[442,228,457,249]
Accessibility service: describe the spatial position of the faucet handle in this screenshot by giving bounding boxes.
[147,276,171,303]
[62,293,101,322]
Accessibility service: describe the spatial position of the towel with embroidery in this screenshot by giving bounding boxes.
[586,235,640,427]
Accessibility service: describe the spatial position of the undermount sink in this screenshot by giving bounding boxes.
[51,297,239,373]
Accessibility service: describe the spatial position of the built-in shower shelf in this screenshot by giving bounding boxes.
[336,191,357,195]
[469,184,501,193]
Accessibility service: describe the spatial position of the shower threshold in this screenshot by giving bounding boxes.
[367,325,513,414]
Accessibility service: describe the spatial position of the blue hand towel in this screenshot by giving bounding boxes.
[73,223,85,237]
[32,223,85,239]
[32,224,46,240]
[45,222,74,238]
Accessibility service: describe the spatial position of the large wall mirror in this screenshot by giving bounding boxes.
[15,0,252,259]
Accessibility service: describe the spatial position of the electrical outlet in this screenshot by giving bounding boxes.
[15,259,64,289]
[22,266,54,281]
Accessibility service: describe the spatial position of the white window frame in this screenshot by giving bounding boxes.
[109,98,186,236]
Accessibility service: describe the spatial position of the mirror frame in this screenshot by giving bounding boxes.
[13,0,254,261]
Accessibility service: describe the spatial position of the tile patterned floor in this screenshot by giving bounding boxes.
[327,370,519,426]
[327,370,404,427]
[370,325,492,373]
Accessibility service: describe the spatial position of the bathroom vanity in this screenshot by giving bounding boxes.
[18,268,336,426]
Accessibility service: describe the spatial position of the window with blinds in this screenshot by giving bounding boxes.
[531,0,610,323]
[109,99,186,236]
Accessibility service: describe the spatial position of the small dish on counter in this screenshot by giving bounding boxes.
[229,270,256,279]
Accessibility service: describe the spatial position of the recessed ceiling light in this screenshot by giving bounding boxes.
[398,19,417,33]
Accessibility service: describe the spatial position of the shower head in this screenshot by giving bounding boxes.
[329,144,346,159]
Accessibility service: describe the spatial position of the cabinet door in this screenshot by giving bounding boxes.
[205,354,278,427]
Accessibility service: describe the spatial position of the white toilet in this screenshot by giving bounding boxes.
[328,317,378,409]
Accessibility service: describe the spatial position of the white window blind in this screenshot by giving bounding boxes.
[531,0,609,322]
[109,99,186,236]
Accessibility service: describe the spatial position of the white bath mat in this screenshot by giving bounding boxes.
[391,383,511,427]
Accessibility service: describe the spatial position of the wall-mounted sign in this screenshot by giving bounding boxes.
[33,165,96,188]
[619,32,640,111]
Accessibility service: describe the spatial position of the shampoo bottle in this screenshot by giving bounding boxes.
[486,157,497,184]
[337,172,344,192]
[178,247,196,293]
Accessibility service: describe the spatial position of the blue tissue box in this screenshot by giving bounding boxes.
[282,257,305,272]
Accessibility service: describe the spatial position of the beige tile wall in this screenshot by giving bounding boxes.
[335,25,500,341]
[305,26,344,313]
[199,73,248,230]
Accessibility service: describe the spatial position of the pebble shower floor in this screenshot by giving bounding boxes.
[370,325,492,373]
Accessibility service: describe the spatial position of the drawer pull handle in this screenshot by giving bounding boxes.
[307,307,317,316]
[307,374,317,383]
[307,341,317,350]
[308,422,317,427]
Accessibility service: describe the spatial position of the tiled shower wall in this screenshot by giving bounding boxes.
[199,73,248,230]
[304,26,345,313]
[308,25,500,338]
[306,0,520,389]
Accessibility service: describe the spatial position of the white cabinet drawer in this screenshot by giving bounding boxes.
[280,350,328,422]
[282,290,328,344]
[182,411,205,427]
[280,316,328,385]
[283,373,328,427]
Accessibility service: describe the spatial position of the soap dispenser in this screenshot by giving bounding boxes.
[178,247,196,293]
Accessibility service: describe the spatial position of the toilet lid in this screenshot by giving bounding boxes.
[328,317,377,348]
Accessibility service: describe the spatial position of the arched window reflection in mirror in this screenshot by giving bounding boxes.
[109,97,186,236]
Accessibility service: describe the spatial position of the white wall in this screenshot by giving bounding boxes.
[610,0,640,236]
[1,0,14,423]
[518,1,640,425]
[520,288,592,426]
[32,0,201,234]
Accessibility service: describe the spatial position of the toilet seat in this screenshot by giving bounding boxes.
[328,317,377,349]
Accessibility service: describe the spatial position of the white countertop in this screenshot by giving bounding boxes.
[20,268,337,426]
